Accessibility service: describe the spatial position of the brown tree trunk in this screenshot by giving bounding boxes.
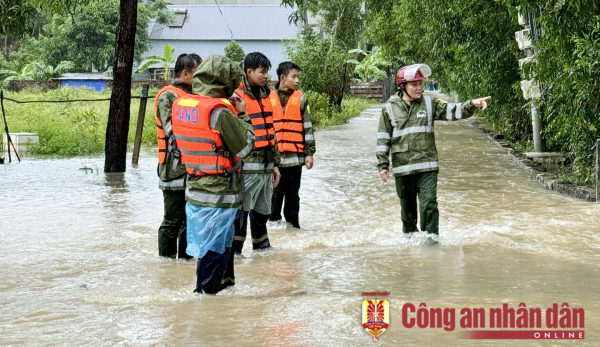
[104,0,138,173]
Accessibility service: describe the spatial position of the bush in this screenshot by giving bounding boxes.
[1,87,159,156]
[306,91,377,128]
[366,0,600,187]
[286,27,353,106]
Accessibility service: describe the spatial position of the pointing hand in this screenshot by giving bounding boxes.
[472,96,492,110]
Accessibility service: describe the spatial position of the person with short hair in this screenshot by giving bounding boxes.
[190,53,202,66]
[155,53,198,259]
[232,52,281,255]
[268,61,316,228]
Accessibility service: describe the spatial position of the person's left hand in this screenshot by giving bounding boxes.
[305,155,314,170]
[472,96,492,110]
[273,167,281,188]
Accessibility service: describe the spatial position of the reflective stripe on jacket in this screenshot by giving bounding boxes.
[376,94,475,177]
[154,85,187,164]
[270,90,305,153]
[234,83,276,149]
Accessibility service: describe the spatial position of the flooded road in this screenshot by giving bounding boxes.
[1,105,600,346]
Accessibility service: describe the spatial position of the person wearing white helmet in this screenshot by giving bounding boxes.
[376,64,491,239]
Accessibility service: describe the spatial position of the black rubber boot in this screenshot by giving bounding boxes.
[250,210,271,250]
[286,215,301,229]
[232,210,249,255]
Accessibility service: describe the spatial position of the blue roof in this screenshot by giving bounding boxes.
[149,5,300,41]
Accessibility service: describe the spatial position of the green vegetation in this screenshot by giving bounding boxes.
[0,87,375,157]
[1,61,75,83]
[136,44,176,81]
[512,1,600,173]
[365,0,600,187]
[556,157,596,187]
[347,49,389,82]
[2,0,171,74]
[224,40,245,63]
[283,0,364,107]
[1,87,159,156]
[286,27,352,107]
[306,91,377,128]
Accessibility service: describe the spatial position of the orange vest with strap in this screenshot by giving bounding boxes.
[171,95,241,177]
[270,90,305,153]
[234,82,276,149]
[154,85,187,164]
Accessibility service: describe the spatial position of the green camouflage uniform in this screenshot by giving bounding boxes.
[376,94,476,233]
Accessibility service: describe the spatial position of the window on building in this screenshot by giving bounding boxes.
[170,9,187,28]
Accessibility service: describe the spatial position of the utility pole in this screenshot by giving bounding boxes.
[516,10,545,152]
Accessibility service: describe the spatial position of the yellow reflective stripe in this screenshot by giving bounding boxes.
[221,277,235,284]
[220,98,232,106]
[177,99,199,107]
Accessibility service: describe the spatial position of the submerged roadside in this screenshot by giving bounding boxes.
[468,117,596,202]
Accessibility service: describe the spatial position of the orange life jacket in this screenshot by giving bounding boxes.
[171,95,241,177]
[270,90,305,153]
[154,85,187,164]
[234,82,276,149]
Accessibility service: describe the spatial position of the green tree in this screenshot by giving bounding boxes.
[136,44,175,80]
[224,40,245,63]
[25,0,93,19]
[11,0,171,72]
[365,0,527,141]
[282,0,364,51]
[286,26,352,107]
[283,0,364,106]
[0,0,39,60]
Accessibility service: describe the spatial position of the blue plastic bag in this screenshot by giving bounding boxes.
[185,203,237,258]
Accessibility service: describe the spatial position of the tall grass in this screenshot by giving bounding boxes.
[0,87,377,157]
[1,86,159,156]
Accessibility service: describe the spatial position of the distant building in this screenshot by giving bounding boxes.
[144,4,303,78]
[54,73,112,92]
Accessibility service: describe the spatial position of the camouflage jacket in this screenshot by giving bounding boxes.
[376,94,476,177]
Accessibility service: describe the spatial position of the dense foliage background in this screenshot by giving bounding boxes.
[365,0,600,186]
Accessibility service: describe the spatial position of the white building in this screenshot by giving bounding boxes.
[144,4,302,77]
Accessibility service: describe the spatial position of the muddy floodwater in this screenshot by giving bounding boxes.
[1,106,599,346]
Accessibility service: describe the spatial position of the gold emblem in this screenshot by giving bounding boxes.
[362,300,389,341]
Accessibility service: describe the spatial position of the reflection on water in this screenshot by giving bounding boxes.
[1,106,599,346]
